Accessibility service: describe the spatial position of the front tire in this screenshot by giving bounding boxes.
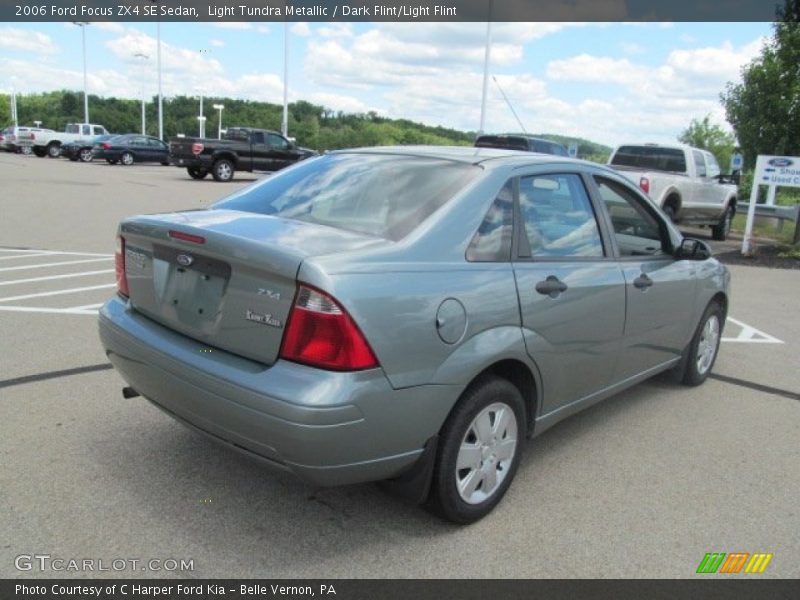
[674,302,723,386]
[211,159,234,182]
[120,152,134,166]
[712,206,734,241]
[428,376,525,524]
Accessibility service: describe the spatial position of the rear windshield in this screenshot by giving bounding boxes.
[213,153,481,241]
[611,146,687,173]
[475,135,528,151]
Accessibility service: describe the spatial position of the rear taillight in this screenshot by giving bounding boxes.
[115,235,129,297]
[168,230,206,244]
[191,142,204,155]
[639,176,650,195]
[280,285,378,371]
[29,133,35,140]
[102,142,112,150]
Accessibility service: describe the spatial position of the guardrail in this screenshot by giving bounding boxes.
[737,202,800,244]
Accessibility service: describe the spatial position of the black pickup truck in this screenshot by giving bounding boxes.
[169,127,317,182]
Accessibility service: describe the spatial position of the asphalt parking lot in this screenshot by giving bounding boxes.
[1,152,798,579]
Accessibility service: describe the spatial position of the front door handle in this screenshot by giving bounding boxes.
[633,273,654,290]
[535,275,568,297]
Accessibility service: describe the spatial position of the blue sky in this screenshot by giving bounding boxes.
[0,21,772,146]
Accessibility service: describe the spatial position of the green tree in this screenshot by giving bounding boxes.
[677,115,736,170]
[721,0,800,169]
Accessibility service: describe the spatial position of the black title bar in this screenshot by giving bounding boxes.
[1,0,787,22]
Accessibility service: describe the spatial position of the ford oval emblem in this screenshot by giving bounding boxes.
[768,158,793,168]
[176,254,194,267]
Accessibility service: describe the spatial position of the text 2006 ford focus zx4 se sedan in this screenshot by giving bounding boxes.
[98,147,730,523]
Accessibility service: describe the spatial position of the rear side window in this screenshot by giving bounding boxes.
[611,146,687,173]
[467,181,513,262]
[214,154,481,241]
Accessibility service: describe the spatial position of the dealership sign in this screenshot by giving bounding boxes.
[756,155,800,188]
[742,154,800,255]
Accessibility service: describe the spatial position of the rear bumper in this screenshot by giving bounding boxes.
[98,295,456,486]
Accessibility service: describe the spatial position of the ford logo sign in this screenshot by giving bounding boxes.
[768,158,793,168]
[176,254,194,267]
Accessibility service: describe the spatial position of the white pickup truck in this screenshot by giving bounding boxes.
[32,123,109,158]
[608,143,738,240]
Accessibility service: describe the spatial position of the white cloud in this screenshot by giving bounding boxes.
[91,22,125,34]
[0,27,58,55]
[211,22,252,30]
[256,26,271,34]
[620,42,645,54]
[291,22,311,37]
[210,39,225,48]
[317,23,353,38]
[307,92,373,114]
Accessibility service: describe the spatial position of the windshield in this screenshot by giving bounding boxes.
[213,153,481,241]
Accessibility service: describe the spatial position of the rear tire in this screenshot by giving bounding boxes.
[33,147,47,158]
[663,202,677,223]
[20,145,32,156]
[79,148,94,163]
[428,376,525,524]
[211,159,234,182]
[711,206,733,241]
[672,301,723,386]
[187,167,208,180]
[120,152,134,166]
[47,143,61,158]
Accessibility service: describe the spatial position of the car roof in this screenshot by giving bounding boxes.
[330,145,584,168]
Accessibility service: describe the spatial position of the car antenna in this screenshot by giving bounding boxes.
[492,76,528,134]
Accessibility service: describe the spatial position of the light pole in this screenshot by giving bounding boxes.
[213,104,224,140]
[198,91,205,138]
[282,21,289,137]
[478,0,493,136]
[74,22,90,123]
[157,20,163,140]
[133,52,149,135]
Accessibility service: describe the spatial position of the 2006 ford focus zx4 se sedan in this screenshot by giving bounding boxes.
[98,146,730,523]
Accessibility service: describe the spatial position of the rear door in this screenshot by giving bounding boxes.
[512,171,626,413]
[589,175,697,380]
[250,131,269,171]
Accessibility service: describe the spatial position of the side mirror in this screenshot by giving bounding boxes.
[675,238,712,261]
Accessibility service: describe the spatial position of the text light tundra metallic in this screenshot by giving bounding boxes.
[99,147,729,523]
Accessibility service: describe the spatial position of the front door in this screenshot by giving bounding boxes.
[512,172,626,414]
[590,175,697,380]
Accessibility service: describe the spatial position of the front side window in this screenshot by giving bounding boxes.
[213,154,481,241]
[267,134,289,150]
[467,181,513,262]
[594,176,668,257]
[519,174,603,258]
[705,152,721,179]
[693,150,707,177]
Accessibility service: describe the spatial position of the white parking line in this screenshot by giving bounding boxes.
[0,252,61,261]
[0,258,112,272]
[722,317,784,344]
[0,248,113,257]
[67,302,105,310]
[0,305,101,315]
[0,283,116,303]
[0,269,115,286]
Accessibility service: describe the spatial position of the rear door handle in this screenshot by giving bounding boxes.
[633,274,653,290]
[535,275,568,297]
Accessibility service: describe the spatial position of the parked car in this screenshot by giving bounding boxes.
[475,133,569,156]
[92,134,170,166]
[607,143,738,240]
[62,134,118,162]
[99,147,729,523]
[2,126,54,154]
[169,127,317,182]
[32,123,109,158]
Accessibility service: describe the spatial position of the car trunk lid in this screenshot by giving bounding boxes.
[120,209,383,366]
